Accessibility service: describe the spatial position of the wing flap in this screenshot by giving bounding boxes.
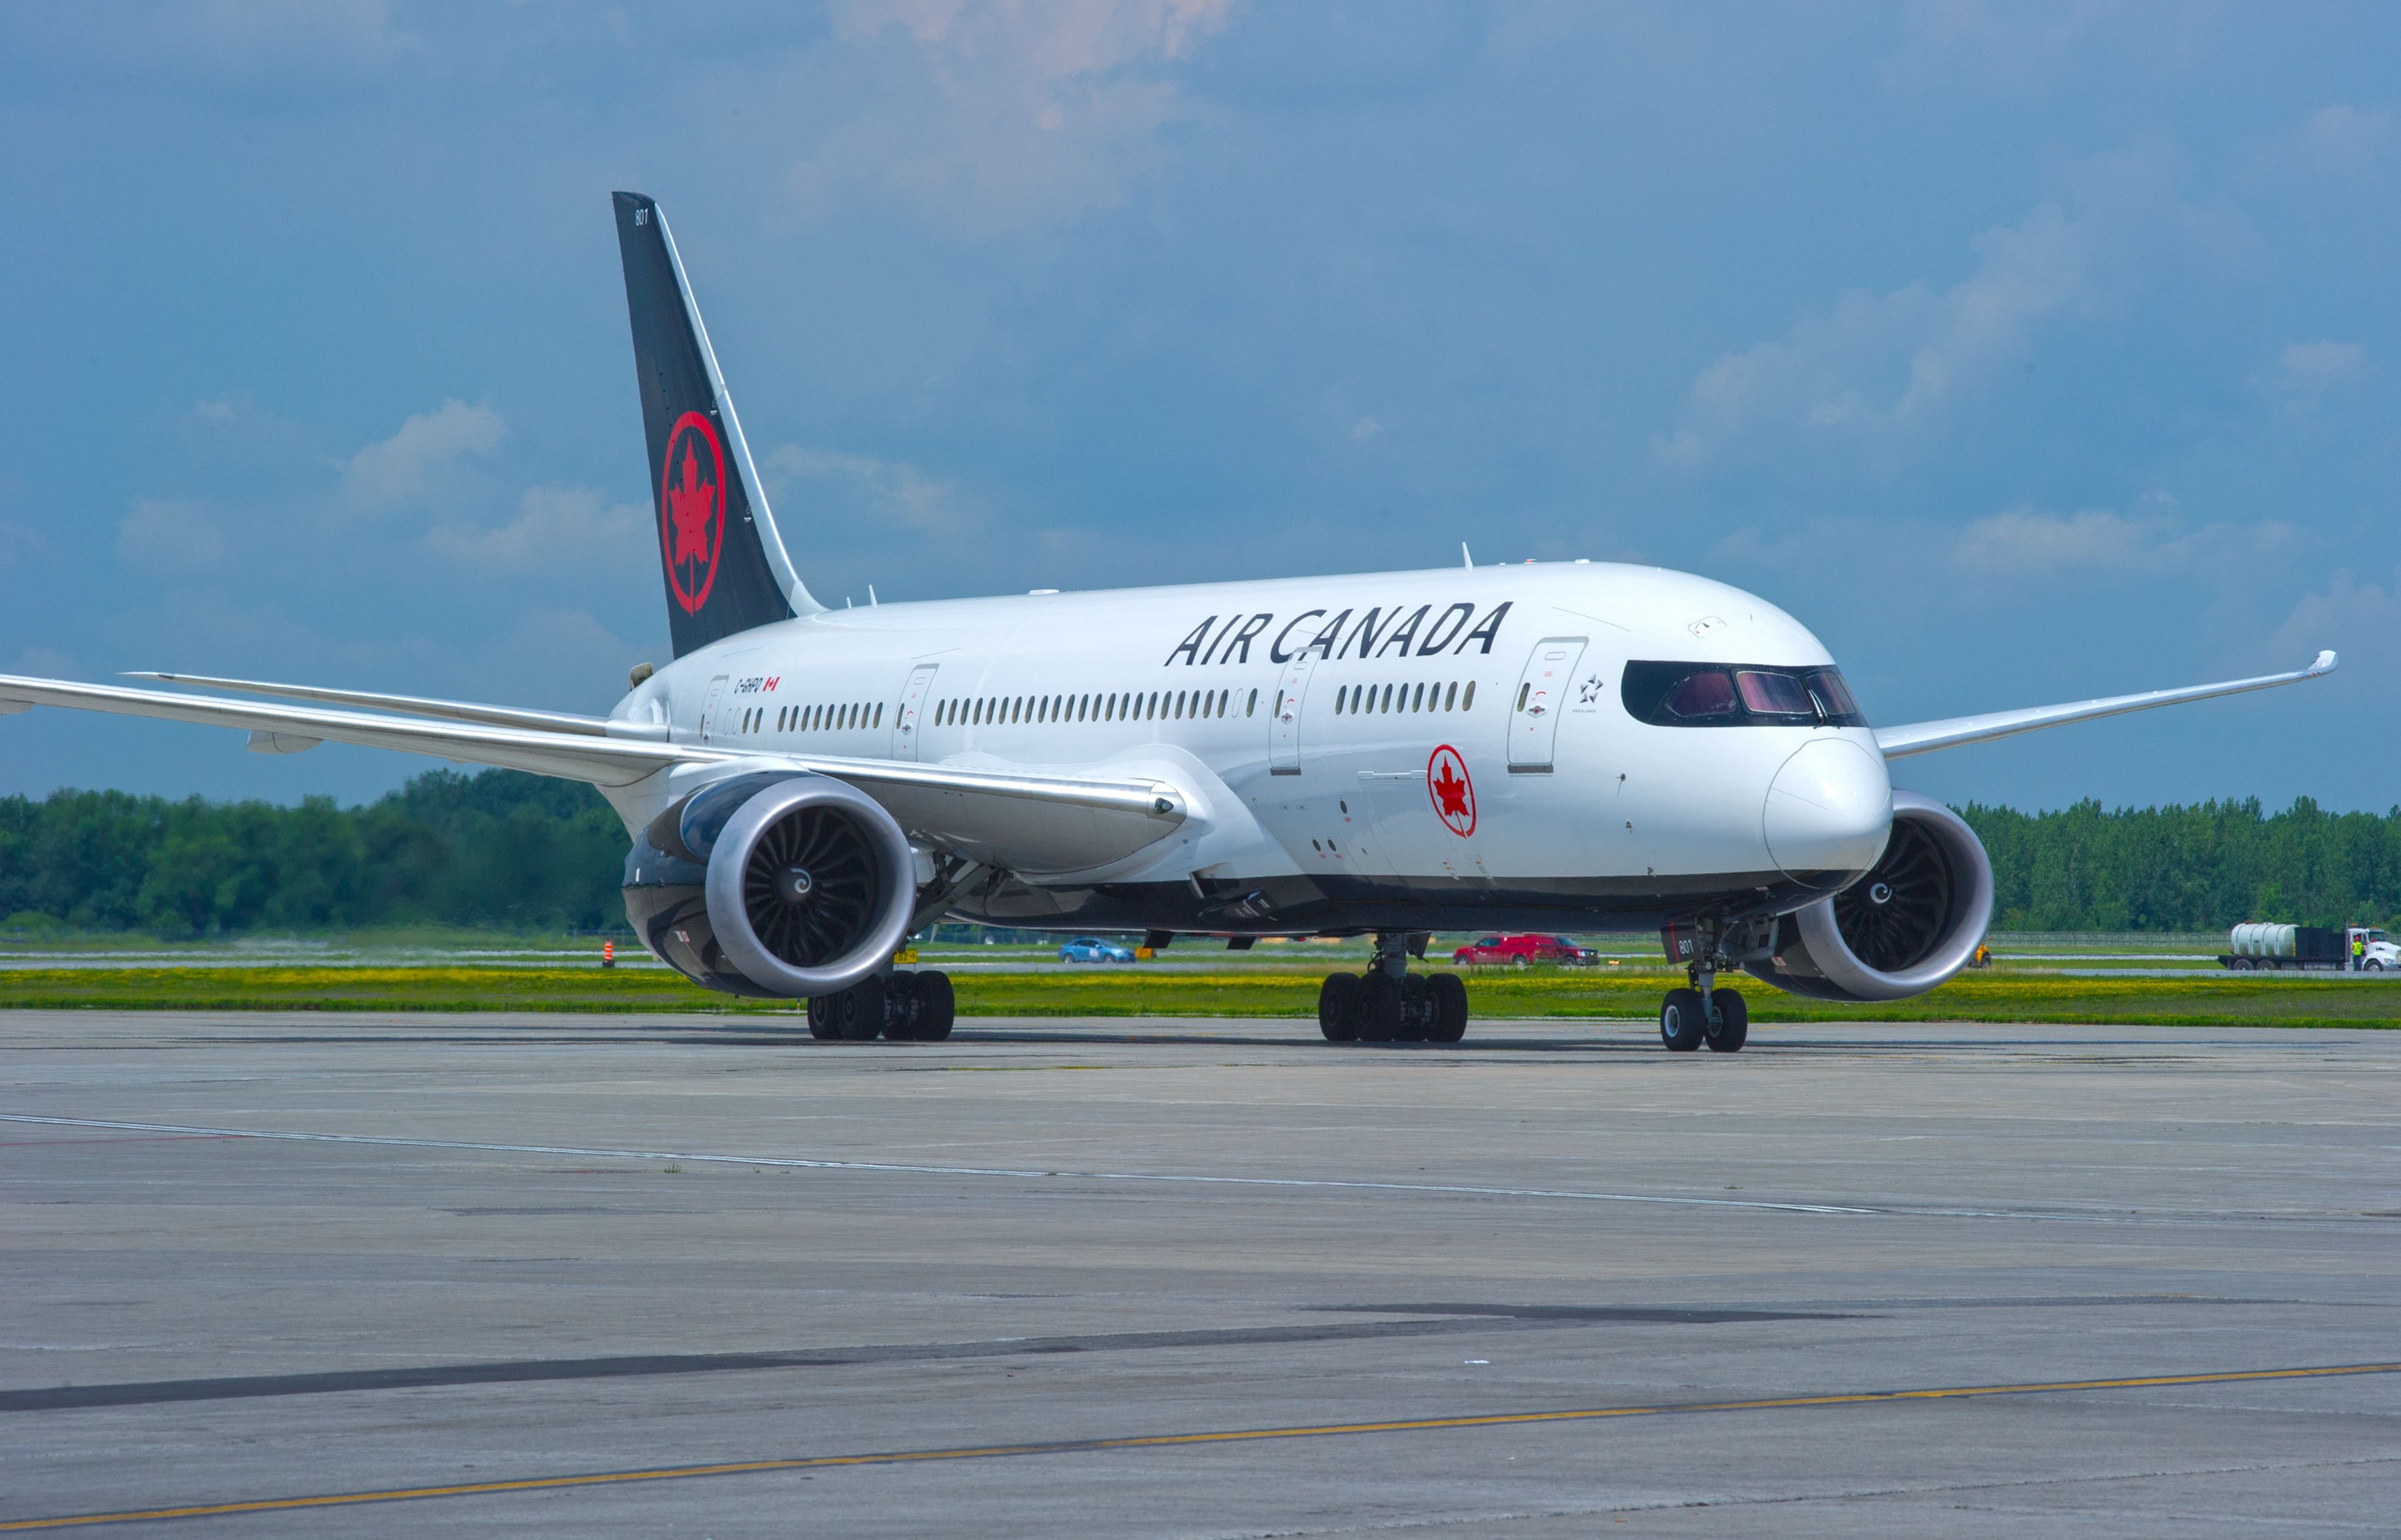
[1874,651,2336,760]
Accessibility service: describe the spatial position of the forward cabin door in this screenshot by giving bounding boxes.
[1269,650,1321,774]
[1507,638,1586,772]
[892,664,939,761]
[696,674,731,742]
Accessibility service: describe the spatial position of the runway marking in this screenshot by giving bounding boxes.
[0,1309,1851,1415]
[0,1114,1876,1215]
[3,1362,2394,1531]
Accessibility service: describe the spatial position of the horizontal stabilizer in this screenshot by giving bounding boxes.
[1874,650,2336,760]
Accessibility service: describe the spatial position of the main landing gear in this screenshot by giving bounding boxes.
[1318,932,1469,1045]
[807,970,956,1042]
[1659,920,1747,1054]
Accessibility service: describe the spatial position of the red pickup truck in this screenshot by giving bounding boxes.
[1451,934,1600,967]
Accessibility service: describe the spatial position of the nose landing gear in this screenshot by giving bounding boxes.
[1659,918,1751,1053]
[1319,932,1469,1045]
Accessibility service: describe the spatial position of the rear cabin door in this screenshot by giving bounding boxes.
[1269,650,1322,774]
[696,674,732,742]
[1507,638,1586,772]
[891,664,939,761]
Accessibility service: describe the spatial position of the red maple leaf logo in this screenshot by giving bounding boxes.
[658,413,726,614]
[1427,746,1476,837]
[666,438,716,568]
[1433,762,1469,818]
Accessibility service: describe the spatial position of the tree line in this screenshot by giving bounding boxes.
[3,772,2397,938]
[1959,798,2401,933]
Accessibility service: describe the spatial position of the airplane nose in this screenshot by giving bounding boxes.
[1763,739,1891,888]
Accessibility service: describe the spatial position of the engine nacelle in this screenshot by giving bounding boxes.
[623,772,916,998]
[1743,791,1993,1003]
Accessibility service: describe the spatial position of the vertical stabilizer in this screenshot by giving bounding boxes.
[614,191,820,657]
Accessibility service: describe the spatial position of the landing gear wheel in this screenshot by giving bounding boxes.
[806,994,836,1039]
[1426,972,1469,1044]
[882,972,922,1040]
[1395,974,1431,1042]
[1357,972,1400,1043]
[915,970,956,1040]
[1704,987,1748,1052]
[1659,987,1705,1052]
[1318,973,1361,1042]
[836,975,886,1041]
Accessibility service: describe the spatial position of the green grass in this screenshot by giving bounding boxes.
[1,963,2394,1029]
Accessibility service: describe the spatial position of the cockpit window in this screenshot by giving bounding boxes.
[1622,661,1869,728]
[1663,670,1737,719]
[1734,670,1813,718]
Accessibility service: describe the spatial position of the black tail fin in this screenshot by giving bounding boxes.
[613,191,816,658]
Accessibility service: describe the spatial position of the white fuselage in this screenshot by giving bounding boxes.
[605,562,1894,936]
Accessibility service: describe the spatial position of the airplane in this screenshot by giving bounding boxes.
[0,192,2338,1050]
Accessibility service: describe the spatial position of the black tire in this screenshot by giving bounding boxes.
[806,994,836,1039]
[915,970,956,1040]
[882,972,922,1041]
[1427,972,1469,1044]
[1705,988,1748,1052]
[1357,971,1400,1043]
[1318,973,1361,1042]
[1659,988,1705,1052]
[838,976,886,1041]
[1393,974,1431,1042]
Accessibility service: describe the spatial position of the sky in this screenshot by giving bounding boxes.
[1,0,2394,814]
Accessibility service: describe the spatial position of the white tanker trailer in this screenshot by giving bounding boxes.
[2220,923,2397,972]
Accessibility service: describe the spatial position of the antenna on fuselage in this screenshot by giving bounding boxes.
[1461,543,1473,569]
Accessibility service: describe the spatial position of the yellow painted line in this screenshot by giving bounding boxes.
[5,1361,2394,1531]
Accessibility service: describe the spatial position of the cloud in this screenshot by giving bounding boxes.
[116,499,226,570]
[2273,340,2366,394]
[794,0,1239,232]
[341,400,506,507]
[766,446,970,532]
[426,485,647,570]
[1657,147,2239,467]
[1953,499,2298,575]
[2268,564,2399,673]
[2296,104,2395,177]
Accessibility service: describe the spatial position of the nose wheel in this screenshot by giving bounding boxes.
[1660,918,1750,1052]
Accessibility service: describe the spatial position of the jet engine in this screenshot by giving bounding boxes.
[1743,791,1993,1003]
[622,772,916,998]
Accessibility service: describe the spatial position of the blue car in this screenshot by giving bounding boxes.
[1057,936,1136,963]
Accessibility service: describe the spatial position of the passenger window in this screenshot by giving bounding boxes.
[1515,682,1530,712]
[1444,682,1457,710]
[1462,682,1475,710]
[1413,682,1425,712]
[1246,688,1257,716]
[874,703,884,728]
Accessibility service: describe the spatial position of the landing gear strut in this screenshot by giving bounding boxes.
[1318,932,1469,1046]
[1659,919,1746,1053]
[807,969,955,1042]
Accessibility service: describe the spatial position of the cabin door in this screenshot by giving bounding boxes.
[1507,638,1586,771]
[891,664,939,761]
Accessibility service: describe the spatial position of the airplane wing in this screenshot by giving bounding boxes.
[1874,651,2337,760]
[122,672,620,737]
[0,674,1185,872]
